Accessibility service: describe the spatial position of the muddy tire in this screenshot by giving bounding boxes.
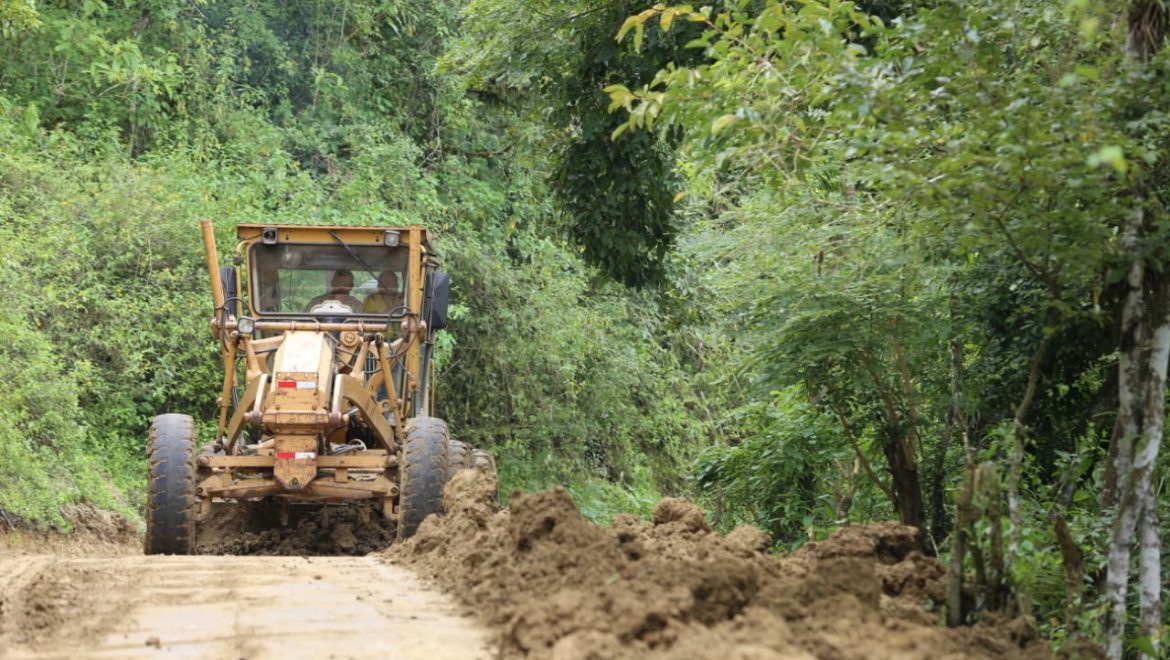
[471,448,501,506]
[145,413,198,555]
[472,448,497,478]
[397,416,450,540]
[446,439,473,479]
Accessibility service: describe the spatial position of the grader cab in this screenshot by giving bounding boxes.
[144,221,495,554]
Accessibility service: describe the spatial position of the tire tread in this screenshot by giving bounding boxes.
[144,413,197,555]
[397,416,450,540]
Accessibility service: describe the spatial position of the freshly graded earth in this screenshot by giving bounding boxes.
[0,554,491,659]
[389,470,1055,660]
[0,500,489,659]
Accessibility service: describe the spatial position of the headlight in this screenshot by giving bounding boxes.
[237,316,256,335]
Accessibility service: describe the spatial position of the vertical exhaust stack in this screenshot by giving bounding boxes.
[203,219,235,445]
[201,219,226,316]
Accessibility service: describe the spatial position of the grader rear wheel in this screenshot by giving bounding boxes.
[471,448,500,506]
[144,414,198,555]
[472,448,497,479]
[397,416,451,540]
[446,439,473,479]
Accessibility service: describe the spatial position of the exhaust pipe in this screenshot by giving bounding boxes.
[201,219,226,314]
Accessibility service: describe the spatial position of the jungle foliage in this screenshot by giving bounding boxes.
[599,0,1169,653]
[0,0,696,529]
[1,0,1168,656]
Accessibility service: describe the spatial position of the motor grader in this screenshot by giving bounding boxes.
[144,221,495,554]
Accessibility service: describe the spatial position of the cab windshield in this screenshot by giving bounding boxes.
[249,242,408,316]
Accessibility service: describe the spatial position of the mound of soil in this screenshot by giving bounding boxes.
[196,500,393,555]
[389,470,1051,659]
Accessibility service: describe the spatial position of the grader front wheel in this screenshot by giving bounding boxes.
[396,416,451,540]
[144,414,198,555]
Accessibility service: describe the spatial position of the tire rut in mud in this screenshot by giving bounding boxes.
[0,557,133,650]
[388,470,1055,660]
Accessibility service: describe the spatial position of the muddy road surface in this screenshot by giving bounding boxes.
[0,554,492,659]
[0,475,1065,660]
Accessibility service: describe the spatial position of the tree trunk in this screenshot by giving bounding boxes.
[1137,492,1161,655]
[947,460,976,626]
[1103,213,1169,660]
[834,457,860,520]
[986,467,1005,612]
[931,334,963,549]
[866,363,925,536]
[881,427,924,533]
[1104,6,1170,657]
[1099,413,1125,515]
[1052,514,1084,631]
[1006,332,1051,574]
[892,337,926,539]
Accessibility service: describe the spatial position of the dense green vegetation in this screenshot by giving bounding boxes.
[0,0,699,527]
[1,0,1168,656]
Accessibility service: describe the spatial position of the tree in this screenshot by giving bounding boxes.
[448,0,714,286]
[609,0,1168,648]
[1100,3,1168,657]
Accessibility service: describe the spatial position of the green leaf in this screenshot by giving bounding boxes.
[1087,145,1128,175]
[616,16,638,43]
[711,114,738,134]
[660,8,675,32]
[1131,636,1157,657]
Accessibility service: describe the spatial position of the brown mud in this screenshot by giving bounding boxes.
[195,499,394,555]
[389,470,1055,660]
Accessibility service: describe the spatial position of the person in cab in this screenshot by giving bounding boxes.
[363,270,402,314]
[307,269,363,312]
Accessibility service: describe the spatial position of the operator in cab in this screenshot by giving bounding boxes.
[363,270,402,314]
[306,269,362,312]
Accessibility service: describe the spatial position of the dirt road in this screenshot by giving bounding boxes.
[0,554,492,659]
[0,475,1059,660]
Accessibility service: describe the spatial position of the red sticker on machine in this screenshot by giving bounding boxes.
[276,452,317,460]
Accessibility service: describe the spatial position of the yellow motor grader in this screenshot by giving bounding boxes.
[144,221,495,554]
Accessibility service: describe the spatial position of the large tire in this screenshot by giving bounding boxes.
[471,448,501,506]
[472,448,497,479]
[397,416,450,540]
[145,414,198,555]
[446,439,473,479]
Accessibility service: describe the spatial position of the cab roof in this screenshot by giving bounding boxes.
[236,224,431,247]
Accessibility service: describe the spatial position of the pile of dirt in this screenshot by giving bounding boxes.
[61,505,139,545]
[196,500,393,555]
[389,470,1052,659]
